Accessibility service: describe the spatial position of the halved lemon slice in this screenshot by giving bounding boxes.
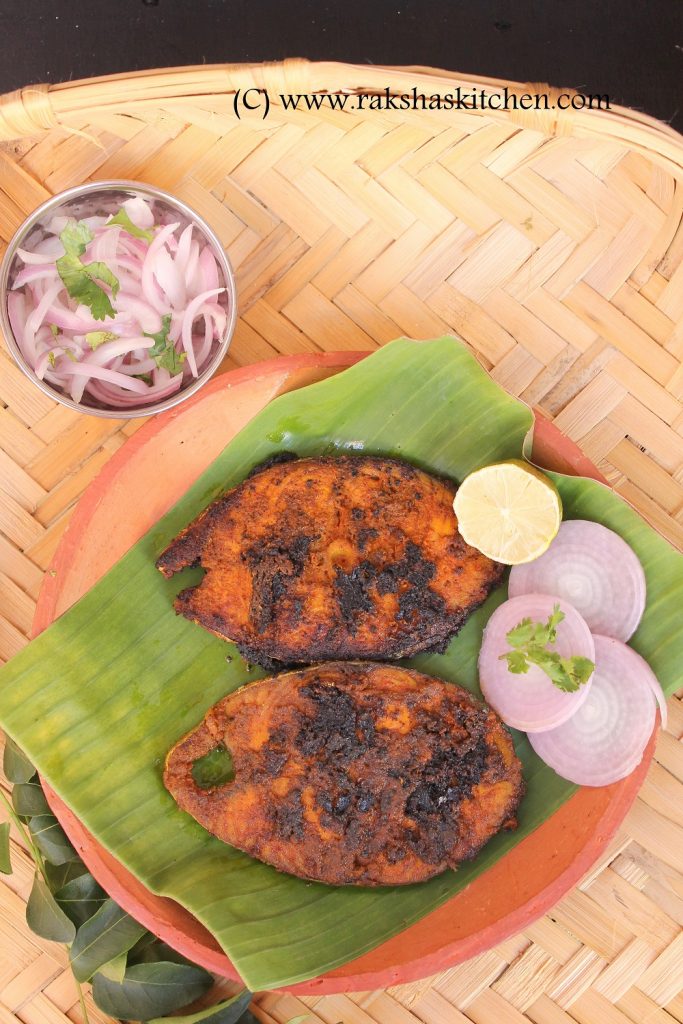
[453,460,562,564]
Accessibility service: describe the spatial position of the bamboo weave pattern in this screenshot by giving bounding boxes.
[0,62,681,1024]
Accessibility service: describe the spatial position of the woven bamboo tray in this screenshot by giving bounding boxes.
[0,59,682,1024]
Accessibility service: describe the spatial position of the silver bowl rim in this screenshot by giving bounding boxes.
[0,179,238,419]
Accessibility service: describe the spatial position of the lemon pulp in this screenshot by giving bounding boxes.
[453,460,562,565]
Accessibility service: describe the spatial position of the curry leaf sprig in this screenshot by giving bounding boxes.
[56,220,120,321]
[500,604,595,693]
[1,735,255,1024]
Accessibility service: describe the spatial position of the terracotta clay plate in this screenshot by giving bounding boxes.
[36,352,655,994]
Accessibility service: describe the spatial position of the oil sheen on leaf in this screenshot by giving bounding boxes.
[192,745,235,789]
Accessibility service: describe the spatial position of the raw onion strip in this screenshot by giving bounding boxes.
[54,362,150,393]
[154,246,186,309]
[528,635,659,786]
[12,266,60,289]
[180,287,225,377]
[85,336,154,366]
[27,281,63,334]
[174,224,194,280]
[509,520,646,642]
[15,246,60,265]
[45,303,115,334]
[122,196,154,229]
[478,594,595,732]
[141,223,180,314]
[198,244,220,290]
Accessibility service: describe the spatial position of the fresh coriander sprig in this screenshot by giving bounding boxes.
[106,207,154,243]
[144,313,186,374]
[56,220,120,321]
[85,331,117,351]
[500,604,595,692]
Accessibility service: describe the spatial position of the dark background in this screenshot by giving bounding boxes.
[0,0,681,132]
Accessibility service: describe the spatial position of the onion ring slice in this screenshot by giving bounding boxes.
[478,594,595,732]
[509,520,646,641]
[529,635,659,786]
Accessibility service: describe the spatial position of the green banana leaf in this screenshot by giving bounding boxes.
[0,338,681,991]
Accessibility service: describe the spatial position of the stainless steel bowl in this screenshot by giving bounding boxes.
[0,180,237,418]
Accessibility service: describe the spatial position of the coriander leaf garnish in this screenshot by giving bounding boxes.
[56,220,120,321]
[503,649,528,674]
[85,331,117,351]
[144,313,186,374]
[499,604,594,692]
[505,605,564,649]
[106,208,154,243]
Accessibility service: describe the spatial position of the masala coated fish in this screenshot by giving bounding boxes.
[164,662,524,886]
[156,456,503,668]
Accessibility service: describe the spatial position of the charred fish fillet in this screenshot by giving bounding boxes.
[156,456,503,668]
[164,662,524,886]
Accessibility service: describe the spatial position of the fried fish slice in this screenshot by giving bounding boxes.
[156,456,503,668]
[164,662,524,886]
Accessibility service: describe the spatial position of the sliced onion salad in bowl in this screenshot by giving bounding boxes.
[0,181,237,418]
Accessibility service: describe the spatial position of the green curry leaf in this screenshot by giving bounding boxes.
[3,737,35,784]
[147,988,252,1024]
[91,961,212,1020]
[26,871,76,943]
[56,871,108,928]
[69,898,147,981]
[12,780,50,817]
[28,815,79,865]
